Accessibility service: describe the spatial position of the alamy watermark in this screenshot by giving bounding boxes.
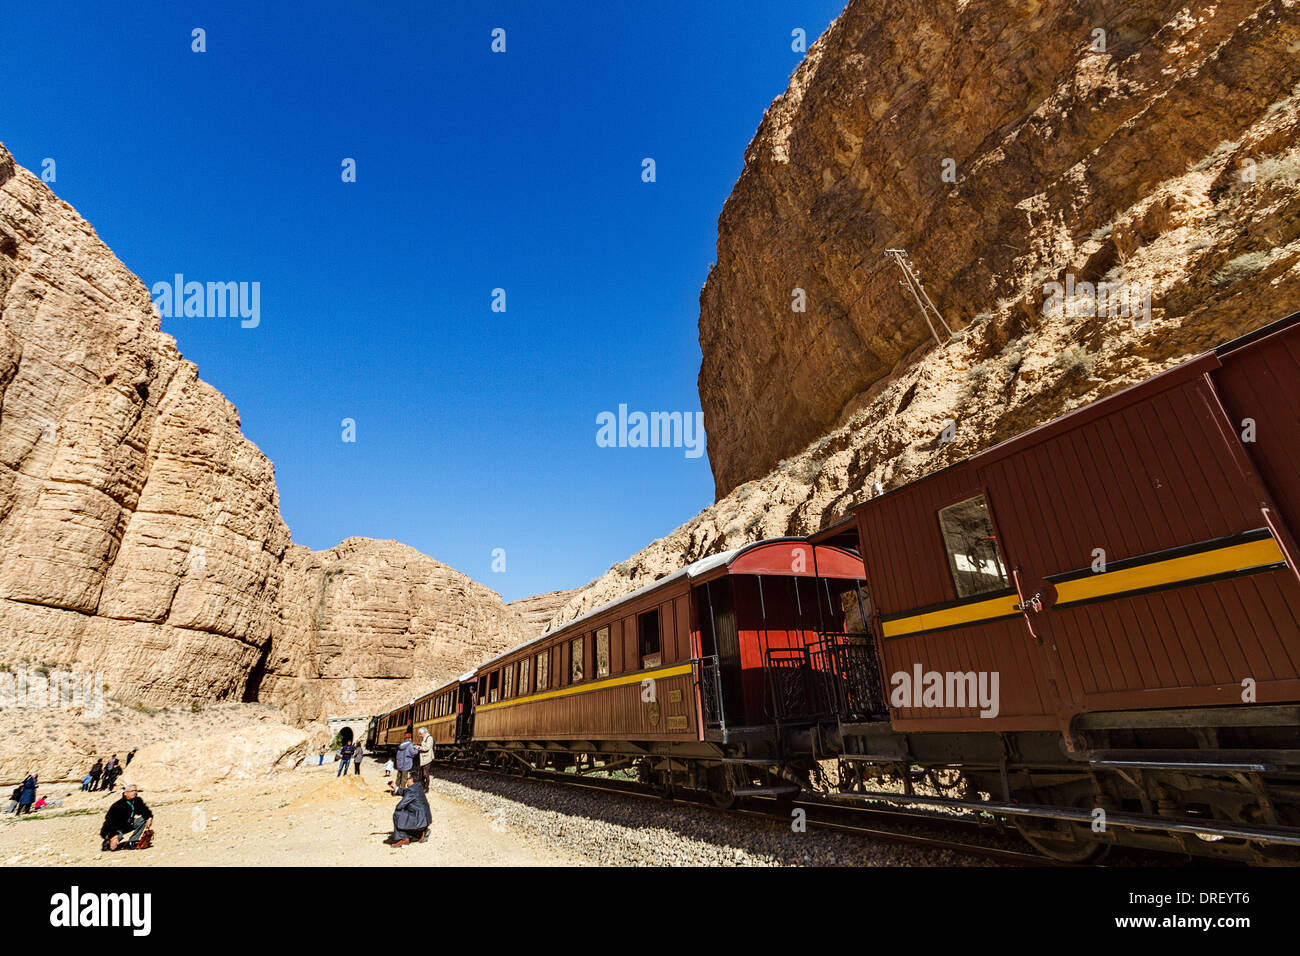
[151,274,260,328]
[595,404,706,459]
[0,666,106,716]
[1042,273,1151,325]
[890,664,1000,718]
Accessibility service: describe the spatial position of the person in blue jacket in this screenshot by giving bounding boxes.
[394,732,417,787]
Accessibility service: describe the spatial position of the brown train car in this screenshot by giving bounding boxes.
[469,539,867,788]
[472,569,701,749]
[851,312,1300,744]
[374,701,414,750]
[820,312,1300,861]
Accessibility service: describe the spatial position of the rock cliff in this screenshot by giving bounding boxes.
[550,0,1300,628]
[699,0,1300,497]
[0,144,527,719]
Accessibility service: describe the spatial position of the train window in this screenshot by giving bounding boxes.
[639,610,661,668]
[519,657,531,696]
[503,663,515,699]
[536,651,549,691]
[571,636,584,683]
[938,495,1011,598]
[595,626,610,678]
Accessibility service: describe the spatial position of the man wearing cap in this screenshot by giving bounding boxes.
[100,783,154,851]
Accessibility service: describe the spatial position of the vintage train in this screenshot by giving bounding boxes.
[368,310,1300,863]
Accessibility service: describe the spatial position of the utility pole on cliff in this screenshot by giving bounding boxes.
[884,249,956,347]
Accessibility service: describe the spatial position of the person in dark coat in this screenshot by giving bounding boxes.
[100,783,154,851]
[88,759,103,791]
[15,774,37,815]
[386,776,430,846]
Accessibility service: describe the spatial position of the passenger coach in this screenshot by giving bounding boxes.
[469,539,868,800]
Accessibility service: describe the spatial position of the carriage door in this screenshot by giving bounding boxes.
[694,579,742,729]
[457,681,477,741]
[922,491,1067,729]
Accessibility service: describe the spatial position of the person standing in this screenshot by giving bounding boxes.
[351,742,364,776]
[100,756,118,791]
[88,759,103,792]
[318,747,325,767]
[15,773,36,816]
[125,749,136,767]
[394,732,416,788]
[383,758,394,778]
[417,727,434,788]
[100,783,154,851]
[336,739,355,778]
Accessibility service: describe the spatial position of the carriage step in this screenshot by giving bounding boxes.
[838,753,907,763]
[721,757,782,765]
[1090,758,1274,772]
[731,785,802,798]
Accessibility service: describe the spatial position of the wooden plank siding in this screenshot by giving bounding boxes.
[855,313,1300,733]
[472,575,701,744]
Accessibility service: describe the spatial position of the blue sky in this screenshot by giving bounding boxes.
[1,1,845,601]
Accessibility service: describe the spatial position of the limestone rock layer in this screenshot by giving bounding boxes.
[699,0,1300,497]
[0,144,526,719]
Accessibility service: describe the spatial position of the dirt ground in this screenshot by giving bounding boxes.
[0,761,579,867]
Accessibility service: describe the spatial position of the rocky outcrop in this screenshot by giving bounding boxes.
[699,0,1300,497]
[129,720,310,793]
[548,0,1300,628]
[507,588,585,637]
[259,539,531,721]
[0,144,528,719]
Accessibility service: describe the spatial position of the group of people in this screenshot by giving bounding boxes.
[82,751,133,793]
[335,739,365,776]
[5,766,155,853]
[384,728,435,846]
[394,727,434,787]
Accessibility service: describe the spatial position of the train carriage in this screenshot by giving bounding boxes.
[363,311,1300,863]
[818,310,1300,861]
[468,539,867,798]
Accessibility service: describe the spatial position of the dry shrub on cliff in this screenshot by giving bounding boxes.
[1211,251,1271,287]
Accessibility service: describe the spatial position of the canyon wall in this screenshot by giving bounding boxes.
[549,0,1300,628]
[699,0,1300,498]
[0,144,526,719]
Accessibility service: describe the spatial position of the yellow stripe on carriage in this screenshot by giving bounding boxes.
[475,662,693,713]
[880,537,1286,639]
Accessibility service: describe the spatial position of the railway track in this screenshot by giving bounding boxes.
[431,759,1068,866]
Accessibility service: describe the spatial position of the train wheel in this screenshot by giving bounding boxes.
[709,787,737,809]
[1015,816,1111,863]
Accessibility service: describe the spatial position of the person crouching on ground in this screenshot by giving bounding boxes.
[385,774,430,846]
[100,783,154,851]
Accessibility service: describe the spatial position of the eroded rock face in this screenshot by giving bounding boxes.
[0,145,527,719]
[0,144,290,706]
[549,0,1300,630]
[259,539,530,722]
[700,0,1300,498]
[506,588,585,637]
